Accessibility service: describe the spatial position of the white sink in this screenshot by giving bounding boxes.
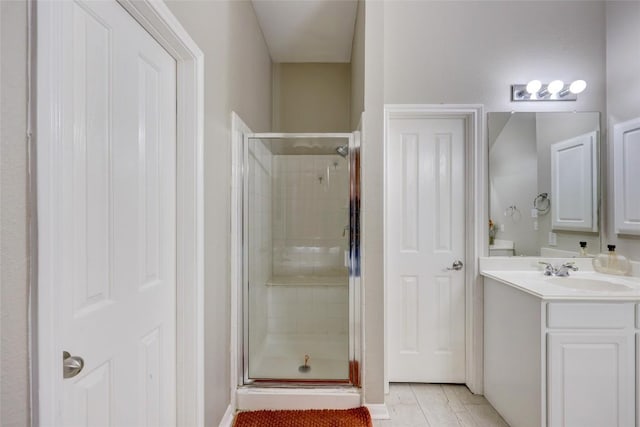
[548,277,633,292]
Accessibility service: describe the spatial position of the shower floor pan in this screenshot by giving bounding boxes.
[249,333,349,381]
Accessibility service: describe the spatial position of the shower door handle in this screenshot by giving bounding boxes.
[447,260,464,271]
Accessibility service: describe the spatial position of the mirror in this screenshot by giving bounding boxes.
[488,112,600,257]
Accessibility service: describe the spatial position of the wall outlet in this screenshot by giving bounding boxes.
[533,220,539,231]
[531,209,538,218]
[548,231,557,246]
[500,224,505,232]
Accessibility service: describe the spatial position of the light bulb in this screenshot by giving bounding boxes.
[569,79,587,94]
[547,80,564,95]
[526,80,542,94]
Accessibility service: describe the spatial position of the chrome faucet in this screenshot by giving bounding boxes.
[539,261,555,276]
[538,261,579,277]
[555,262,578,277]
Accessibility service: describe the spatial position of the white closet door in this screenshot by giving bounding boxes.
[39,1,178,425]
[386,116,466,382]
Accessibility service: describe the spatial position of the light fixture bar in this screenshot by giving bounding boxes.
[511,83,579,102]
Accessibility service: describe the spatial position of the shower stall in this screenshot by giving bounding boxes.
[241,132,361,387]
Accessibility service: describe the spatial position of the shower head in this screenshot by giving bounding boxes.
[335,145,349,158]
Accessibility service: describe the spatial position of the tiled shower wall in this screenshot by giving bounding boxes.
[267,154,350,336]
[248,140,272,352]
[272,154,349,276]
[266,285,349,335]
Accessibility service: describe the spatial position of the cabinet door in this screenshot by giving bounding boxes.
[550,131,598,232]
[614,117,640,235]
[548,332,634,427]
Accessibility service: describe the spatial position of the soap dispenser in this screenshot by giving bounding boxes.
[593,245,631,275]
[579,241,588,257]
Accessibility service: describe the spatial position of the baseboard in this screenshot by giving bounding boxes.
[365,403,390,420]
[218,404,235,427]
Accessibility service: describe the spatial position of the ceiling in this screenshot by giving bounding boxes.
[251,0,358,63]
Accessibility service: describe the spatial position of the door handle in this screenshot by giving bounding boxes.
[447,260,464,271]
[63,351,84,379]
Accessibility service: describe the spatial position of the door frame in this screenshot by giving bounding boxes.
[34,1,205,425]
[229,123,364,404]
[230,112,251,407]
[383,104,486,393]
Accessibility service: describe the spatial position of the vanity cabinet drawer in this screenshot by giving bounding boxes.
[547,303,634,329]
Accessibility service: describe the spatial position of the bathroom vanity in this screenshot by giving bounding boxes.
[481,258,640,427]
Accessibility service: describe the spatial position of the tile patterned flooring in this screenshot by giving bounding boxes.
[373,383,509,427]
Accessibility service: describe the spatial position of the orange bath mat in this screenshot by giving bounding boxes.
[233,407,373,427]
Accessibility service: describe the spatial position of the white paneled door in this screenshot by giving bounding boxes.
[386,116,466,382]
[52,1,177,425]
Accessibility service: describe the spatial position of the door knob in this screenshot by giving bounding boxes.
[63,351,84,379]
[447,260,464,271]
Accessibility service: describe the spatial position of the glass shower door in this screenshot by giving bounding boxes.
[243,134,356,383]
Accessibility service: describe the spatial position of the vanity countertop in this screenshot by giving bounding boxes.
[480,257,640,300]
[482,270,640,300]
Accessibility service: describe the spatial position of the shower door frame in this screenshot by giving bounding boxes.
[240,132,362,386]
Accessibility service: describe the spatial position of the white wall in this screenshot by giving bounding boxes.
[350,0,365,131]
[164,2,272,424]
[361,0,385,405]
[0,1,30,425]
[605,1,640,261]
[384,1,606,114]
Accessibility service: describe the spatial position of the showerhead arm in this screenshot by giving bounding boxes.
[335,145,348,158]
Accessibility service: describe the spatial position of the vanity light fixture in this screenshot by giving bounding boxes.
[547,80,564,95]
[560,79,587,97]
[515,80,542,99]
[526,80,542,94]
[511,79,587,102]
[536,80,564,99]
